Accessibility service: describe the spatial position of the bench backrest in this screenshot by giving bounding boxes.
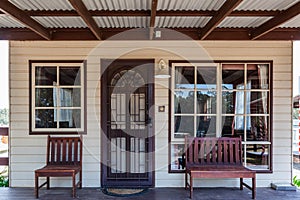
[185,137,243,167]
[46,136,82,166]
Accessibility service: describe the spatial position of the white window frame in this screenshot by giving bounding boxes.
[169,61,272,172]
[30,61,86,134]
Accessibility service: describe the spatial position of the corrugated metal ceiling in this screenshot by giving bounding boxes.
[33,17,87,28]
[280,15,300,28]
[8,0,73,10]
[218,17,272,28]
[0,15,24,28]
[157,0,226,11]
[156,17,211,28]
[235,0,300,11]
[83,0,151,11]
[93,16,149,28]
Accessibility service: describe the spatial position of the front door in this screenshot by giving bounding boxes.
[101,59,154,187]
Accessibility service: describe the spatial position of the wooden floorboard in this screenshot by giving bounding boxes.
[0,187,299,200]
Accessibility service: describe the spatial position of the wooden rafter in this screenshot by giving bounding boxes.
[1,27,299,41]
[0,0,51,40]
[250,2,300,40]
[68,0,102,40]
[199,0,243,40]
[0,10,280,17]
[149,0,158,40]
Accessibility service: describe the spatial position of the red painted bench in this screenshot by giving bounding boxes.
[35,136,82,198]
[185,137,256,199]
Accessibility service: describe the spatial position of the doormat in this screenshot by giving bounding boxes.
[102,188,148,197]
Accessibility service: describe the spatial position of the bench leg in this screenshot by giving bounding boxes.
[46,177,50,189]
[185,171,187,190]
[35,173,39,198]
[79,170,82,188]
[190,174,193,199]
[252,177,256,199]
[240,178,243,190]
[72,173,76,198]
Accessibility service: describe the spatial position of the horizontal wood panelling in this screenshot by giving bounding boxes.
[9,40,292,188]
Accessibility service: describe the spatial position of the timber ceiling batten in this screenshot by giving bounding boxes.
[0,0,51,40]
[68,0,102,40]
[199,0,243,40]
[250,1,300,40]
[149,0,158,40]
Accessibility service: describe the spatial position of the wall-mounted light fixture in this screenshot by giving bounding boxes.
[155,59,171,79]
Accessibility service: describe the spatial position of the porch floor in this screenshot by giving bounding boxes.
[0,187,299,200]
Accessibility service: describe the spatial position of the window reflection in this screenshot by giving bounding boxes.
[59,109,81,128]
[222,64,244,89]
[196,91,216,114]
[196,116,216,137]
[175,67,194,89]
[247,64,269,89]
[174,91,194,114]
[246,144,269,170]
[174,116,193,138]
[59,67,80,85]
[35,88,54,107]
[35,67,57,86]
[35,109,56,128]
[60,88,81,107]
[197,66,216,89]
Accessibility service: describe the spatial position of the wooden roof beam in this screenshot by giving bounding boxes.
[250,2,300,40]
[199,0,243,40]
[0,0,51,40]
[0,10,281,17]
[149,0,158,40]
[68,0,102,40]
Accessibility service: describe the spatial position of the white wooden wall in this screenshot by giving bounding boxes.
[9,40,292,187]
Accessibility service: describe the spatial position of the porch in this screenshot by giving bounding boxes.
[0,187,299,200]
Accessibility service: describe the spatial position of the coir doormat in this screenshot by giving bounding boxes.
[102,188,148,197]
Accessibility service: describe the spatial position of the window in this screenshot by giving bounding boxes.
[169,61,272,172]
[29,61,86,134]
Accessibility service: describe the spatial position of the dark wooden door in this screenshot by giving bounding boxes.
[101,59,154,187]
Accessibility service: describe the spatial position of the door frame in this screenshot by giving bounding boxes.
[100,59,155,188]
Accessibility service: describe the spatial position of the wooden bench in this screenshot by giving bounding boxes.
[35,136,82,198]
[185,137,256,199]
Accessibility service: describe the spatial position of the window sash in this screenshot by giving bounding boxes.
[170,61,271,172]
[31,62,85,133]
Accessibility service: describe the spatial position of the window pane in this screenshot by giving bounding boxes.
[196,91,216,114]
[174,116,194,138]
[247,64,269,89]
[175,67,194,89]
[221,116,234,137]
[35,109,56,128]
[35,88,55,107]
[59,109,81,128]
[196,116,216,137]
[246,144,269,170]
[222,91,234,114]
[60,88,81,107]
[174,91,194,114]
[170,144,185,171]
[196,66,216,89]
[35,67,57,86]
[222,64,244,89]
[248,92,269,114]
[59,67,81,86]
[248,116,269,141]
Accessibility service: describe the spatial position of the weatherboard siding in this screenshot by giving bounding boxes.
[9,40,292,187]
